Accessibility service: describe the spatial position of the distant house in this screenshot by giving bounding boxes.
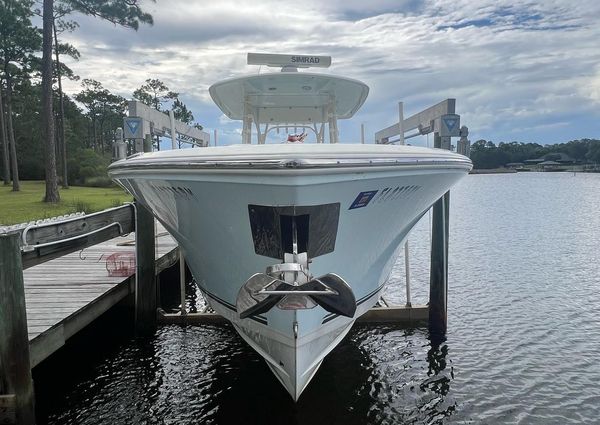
[536,160,564,171]
[525,153,575,167]
[505,162,525,169]
[549,153,575,164]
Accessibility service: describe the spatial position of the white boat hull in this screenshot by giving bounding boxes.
[109,144,471,399]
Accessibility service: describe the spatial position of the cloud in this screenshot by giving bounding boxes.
[57,0,600,146]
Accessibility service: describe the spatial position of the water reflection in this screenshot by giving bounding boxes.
[34,297,459,425]
[419,332,456,423]
[34,310,164,425]
[41,316,460,424]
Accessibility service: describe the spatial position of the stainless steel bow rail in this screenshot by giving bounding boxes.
[0,204,181,425]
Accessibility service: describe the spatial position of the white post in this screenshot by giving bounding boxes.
[213,129,217,146]
[328,114,336,144]
[361,123,365,144]
[398,101,405,145]
[169,109,177,150]
[179,251,186,315]
[404,241,411,307]
[115,127,126,160]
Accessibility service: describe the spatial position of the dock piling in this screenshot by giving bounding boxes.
[135,203,157,335]
[0,233,36,424]
[135,135,158,336]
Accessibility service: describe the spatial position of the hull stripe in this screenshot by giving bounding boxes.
[198,284,268,325]
[322,281,386,324]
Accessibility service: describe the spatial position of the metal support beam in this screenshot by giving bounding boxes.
[398,102,404,145]
[0,233,35,424]
[360,123,365,144]
[375,99,455,143]
[169,110,177,150]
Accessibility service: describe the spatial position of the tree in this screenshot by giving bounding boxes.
[0,81,9,185]
[133,78,178,111]
[53,4,80,188]
[0,0,41,191]
[40,0,153,202]
[74,78,126,153]
[172,98,194,124]
[41,0,59,201]
[586,141,600,164]
[133,78,178,150]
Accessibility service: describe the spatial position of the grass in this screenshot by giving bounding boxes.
[0,181,132,225]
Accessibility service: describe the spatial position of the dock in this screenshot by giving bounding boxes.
[24,224,178,368]
[0,204,177,424]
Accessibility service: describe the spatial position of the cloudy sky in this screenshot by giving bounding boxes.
[58,0,600,147]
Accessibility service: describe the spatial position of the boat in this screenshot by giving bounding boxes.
[108,53,472,400]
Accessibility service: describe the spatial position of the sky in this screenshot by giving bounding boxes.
[57,0,600,147]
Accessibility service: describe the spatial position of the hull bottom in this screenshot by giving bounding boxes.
[232,320,355,400]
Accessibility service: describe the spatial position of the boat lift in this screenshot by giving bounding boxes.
[375,99,470,155]
[114,100,211,159]
[374,99,471,332]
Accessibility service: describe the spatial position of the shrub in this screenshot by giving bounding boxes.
[83,176,115,187]
[71,199,93,214]
[68,149,112,184]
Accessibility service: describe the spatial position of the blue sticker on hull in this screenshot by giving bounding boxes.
[349,190,378,210]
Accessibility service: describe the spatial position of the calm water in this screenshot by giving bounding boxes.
[34,172,600,424]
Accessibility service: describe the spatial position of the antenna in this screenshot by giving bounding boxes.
[247,53,332,69]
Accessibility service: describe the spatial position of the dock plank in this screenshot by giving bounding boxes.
[25,222,178,368]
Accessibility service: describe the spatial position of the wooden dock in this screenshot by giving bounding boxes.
[24,224,178,368]
[0,204,178,424]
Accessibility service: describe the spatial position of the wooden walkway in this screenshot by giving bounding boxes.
[24,223,178,368]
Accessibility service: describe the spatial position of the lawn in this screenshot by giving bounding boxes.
[0,181,132,225]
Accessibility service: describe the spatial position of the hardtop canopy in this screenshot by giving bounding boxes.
[209,72,369,125]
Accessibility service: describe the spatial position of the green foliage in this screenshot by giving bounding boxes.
[172,98,194,124]
[587,141,600,163]
[82,175,115,187]
[74,78,126,151]
[0,0,41,67]
[62,0,154,30]
[133,78,178,111]
[71,198,92,213]
[470,139,600,169]
[66,148,111,184]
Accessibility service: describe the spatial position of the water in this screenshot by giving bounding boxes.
[33,172,600,424]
